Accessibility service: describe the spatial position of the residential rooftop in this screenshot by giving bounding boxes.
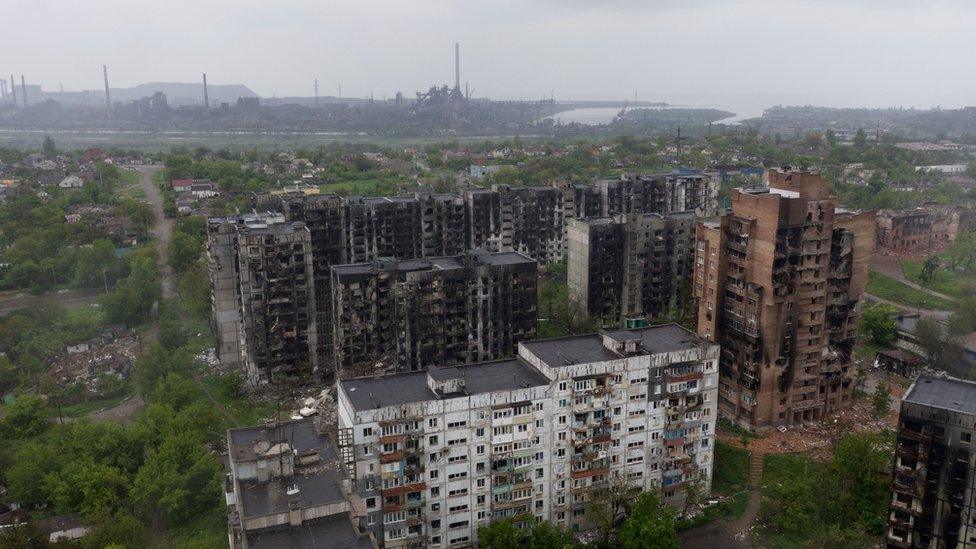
[904,375,976,416]
[331,250,533,278]
[340,358,549,412]
[520,323,703,367]
[246,514,373,549]
[228,419,347,519]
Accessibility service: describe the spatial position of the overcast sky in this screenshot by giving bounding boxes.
[7,0,974,113]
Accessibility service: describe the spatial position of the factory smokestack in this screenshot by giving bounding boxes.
[454,42,460,91]
[103,65,111,111]
[20,75,27,107]
[203,73,209,109]
[8,76,15,108]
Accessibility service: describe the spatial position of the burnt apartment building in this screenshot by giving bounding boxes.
[331,250,537,378]
[590,171,718,217]
[209,213,321,383]
[208,173,716,382]
[887,375,976,548]
[693,168,875,432]
[566,211,697,327]
[877,205,976,256]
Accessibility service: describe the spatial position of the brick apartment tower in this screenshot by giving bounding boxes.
[693,168,875,432]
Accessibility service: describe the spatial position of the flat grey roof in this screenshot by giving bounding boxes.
[341,359,549,412]
[521,324,702,367]
[904,375,976,416]
[331,251,533,279]
[247,514,373,549]
[229,419,348,519]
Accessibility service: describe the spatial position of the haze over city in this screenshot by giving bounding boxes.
[3,2,976,548]
[8,0,976,110]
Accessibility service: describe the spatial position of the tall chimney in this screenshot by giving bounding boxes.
[202,73,209,109]
[0,79,5,100]
[454,42,460,91]
[8,76,15,108]
[314,78,319,108]
[20,75,27,107]
[102,65,111,111]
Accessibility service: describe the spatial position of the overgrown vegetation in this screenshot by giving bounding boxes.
[758,432,893,547]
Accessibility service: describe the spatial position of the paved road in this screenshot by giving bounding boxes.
[0,288,106,316]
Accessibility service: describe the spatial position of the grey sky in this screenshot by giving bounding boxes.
[8,0,974,112]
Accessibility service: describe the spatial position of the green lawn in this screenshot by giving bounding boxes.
[866,271,955,310]
[713,441,749,496]
[901,259,976,297]
[675,441,750,531]
[44,385,134,418]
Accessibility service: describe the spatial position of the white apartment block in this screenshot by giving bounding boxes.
[336,324,719,548]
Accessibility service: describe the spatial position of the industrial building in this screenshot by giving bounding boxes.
[224,418,376,548]
[331,250,537,378]
[336,324,719,547]
[566,211,697,327]
[887,375,976,548]
[693,168,875,432]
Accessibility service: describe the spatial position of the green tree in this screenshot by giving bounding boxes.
[477,520,523,548]
[823,433,892,533]
[167,231,202,274]
[0,394,48,439]
[915,316,960,369]
[872,382,892,418]
[133,430,221,525]
[919,255,940,283]
[102,251,161,326]
[853,128,868,150]
[42,135,57,158]
[945,231,976,269]
[617,491,679,549]
[860,305,898,346]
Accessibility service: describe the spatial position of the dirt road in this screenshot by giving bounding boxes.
[134,166,176,299]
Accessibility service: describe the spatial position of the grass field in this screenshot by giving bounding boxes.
[901,259,976,297]
[320,177,404,196]
[116,168,148,200]
[713,441,750,495]
[866,270,955,310]
[45,387,134,418]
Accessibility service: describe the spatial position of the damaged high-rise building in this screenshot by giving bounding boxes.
[693,168,874,432]
[886,375,976,548]
[566,211,697,327]
[208,172,717,383]
[208,214,318,384]
[331,250,537,378]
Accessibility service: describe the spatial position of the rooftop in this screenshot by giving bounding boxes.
[340,358,549,412]
[331,250,533,279]
[904,375,976,416]
[229,419,348,519]
[246,514,373,549]
[521,324,702,367]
